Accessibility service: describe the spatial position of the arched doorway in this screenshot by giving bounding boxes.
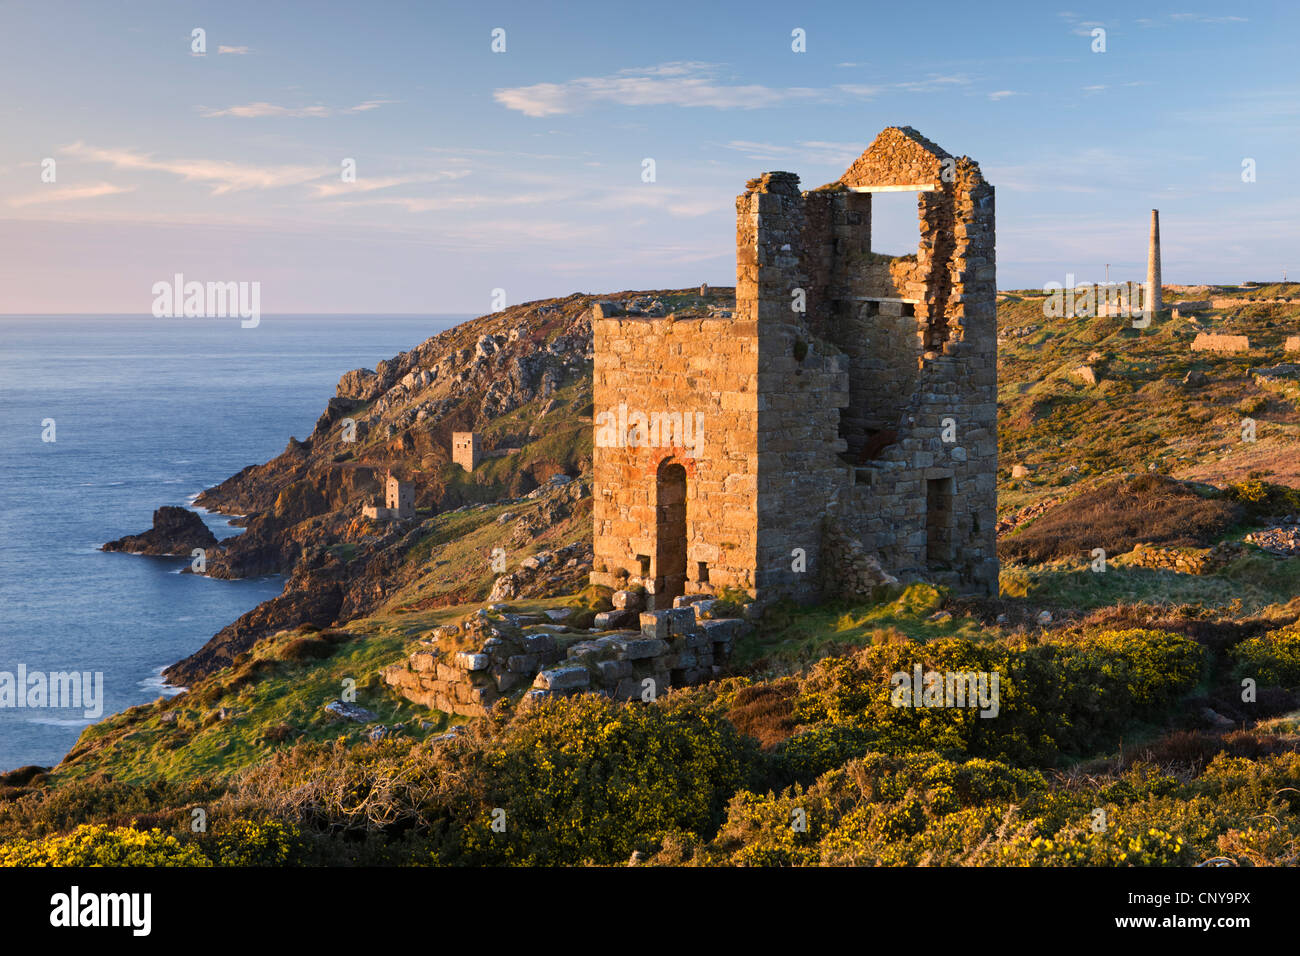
[655,460,688,605]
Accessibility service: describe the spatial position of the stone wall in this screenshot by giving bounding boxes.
[590,310,759,606]
[1191,333,1251,353]
[384,596,744,717]
[1127,540,1244,574]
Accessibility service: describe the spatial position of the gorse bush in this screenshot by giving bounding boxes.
[0,824,211,866]
[0,623,1277,869]
[666,752,1300,867]
[787,629,1203,769]
[458,694,751,864]
[229,692,753,865]
[1232,624,1300,688]
[1226,479,1300,521]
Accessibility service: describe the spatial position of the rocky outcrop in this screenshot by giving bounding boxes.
[102,506,217,556]
[336,368,383,401]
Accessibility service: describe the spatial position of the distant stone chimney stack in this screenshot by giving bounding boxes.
[1147,209,1162,314]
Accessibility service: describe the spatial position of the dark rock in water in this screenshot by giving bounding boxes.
[102,506,218,556]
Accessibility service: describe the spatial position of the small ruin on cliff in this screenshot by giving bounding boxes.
[590,127,999,608]
[361,471,415,520]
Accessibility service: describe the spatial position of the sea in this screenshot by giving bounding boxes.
[0,314,466,771]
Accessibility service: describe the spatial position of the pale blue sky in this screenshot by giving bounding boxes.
[1,0,1296,313]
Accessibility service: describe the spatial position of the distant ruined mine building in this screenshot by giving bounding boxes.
[590,127,999,608]
[362,471,415,520]
[451,431,521,472]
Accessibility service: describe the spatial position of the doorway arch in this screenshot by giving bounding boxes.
[654,460,688,605]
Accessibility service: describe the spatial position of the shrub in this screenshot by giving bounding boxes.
[205,819,303,866]
[1232,624,1300,687]
[462,694,752,864]
[0,824,210,866]
[788,629,1202,767]
[279,637,335,662]
[1225,479,1300,522]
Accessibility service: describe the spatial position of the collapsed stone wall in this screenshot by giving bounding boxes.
[1127,540,1244,574]
[384,594,745,717]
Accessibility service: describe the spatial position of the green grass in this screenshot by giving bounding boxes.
[54,609,479,786]
[732,583,988,672]
[999,552,1300,611]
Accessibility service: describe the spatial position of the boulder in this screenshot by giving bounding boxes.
[324,700,378,723]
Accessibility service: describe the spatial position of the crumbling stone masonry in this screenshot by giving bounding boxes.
[590,127,998,607]
[384,596,744,717]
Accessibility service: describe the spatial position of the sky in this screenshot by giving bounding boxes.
[1,0,1296,314]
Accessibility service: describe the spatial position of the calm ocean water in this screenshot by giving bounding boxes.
[0,314,465,771]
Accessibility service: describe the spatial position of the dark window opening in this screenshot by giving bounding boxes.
[926,477,954,565]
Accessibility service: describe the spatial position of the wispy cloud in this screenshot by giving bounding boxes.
[7,182,135,207]
[894,74,972,93]
[310,171,470,199]
[1169,13,1247,24]
[987,90,1020,101]
[720,140,867,167]
[835,84,885,99]
[1059,12,1106,37]
[198,99,396,118]
[329,188,580,214]
[61,142,329,194]
[494,61,824,116]
[495,62,983,116]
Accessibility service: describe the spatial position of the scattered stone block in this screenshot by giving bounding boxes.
[533,667,590,692]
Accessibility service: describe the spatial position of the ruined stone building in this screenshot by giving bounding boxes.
[450,431,520,471]
[452,431,481,471]
[362,471,415,520]
[590,127,998,608]
[386,473,415,518]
